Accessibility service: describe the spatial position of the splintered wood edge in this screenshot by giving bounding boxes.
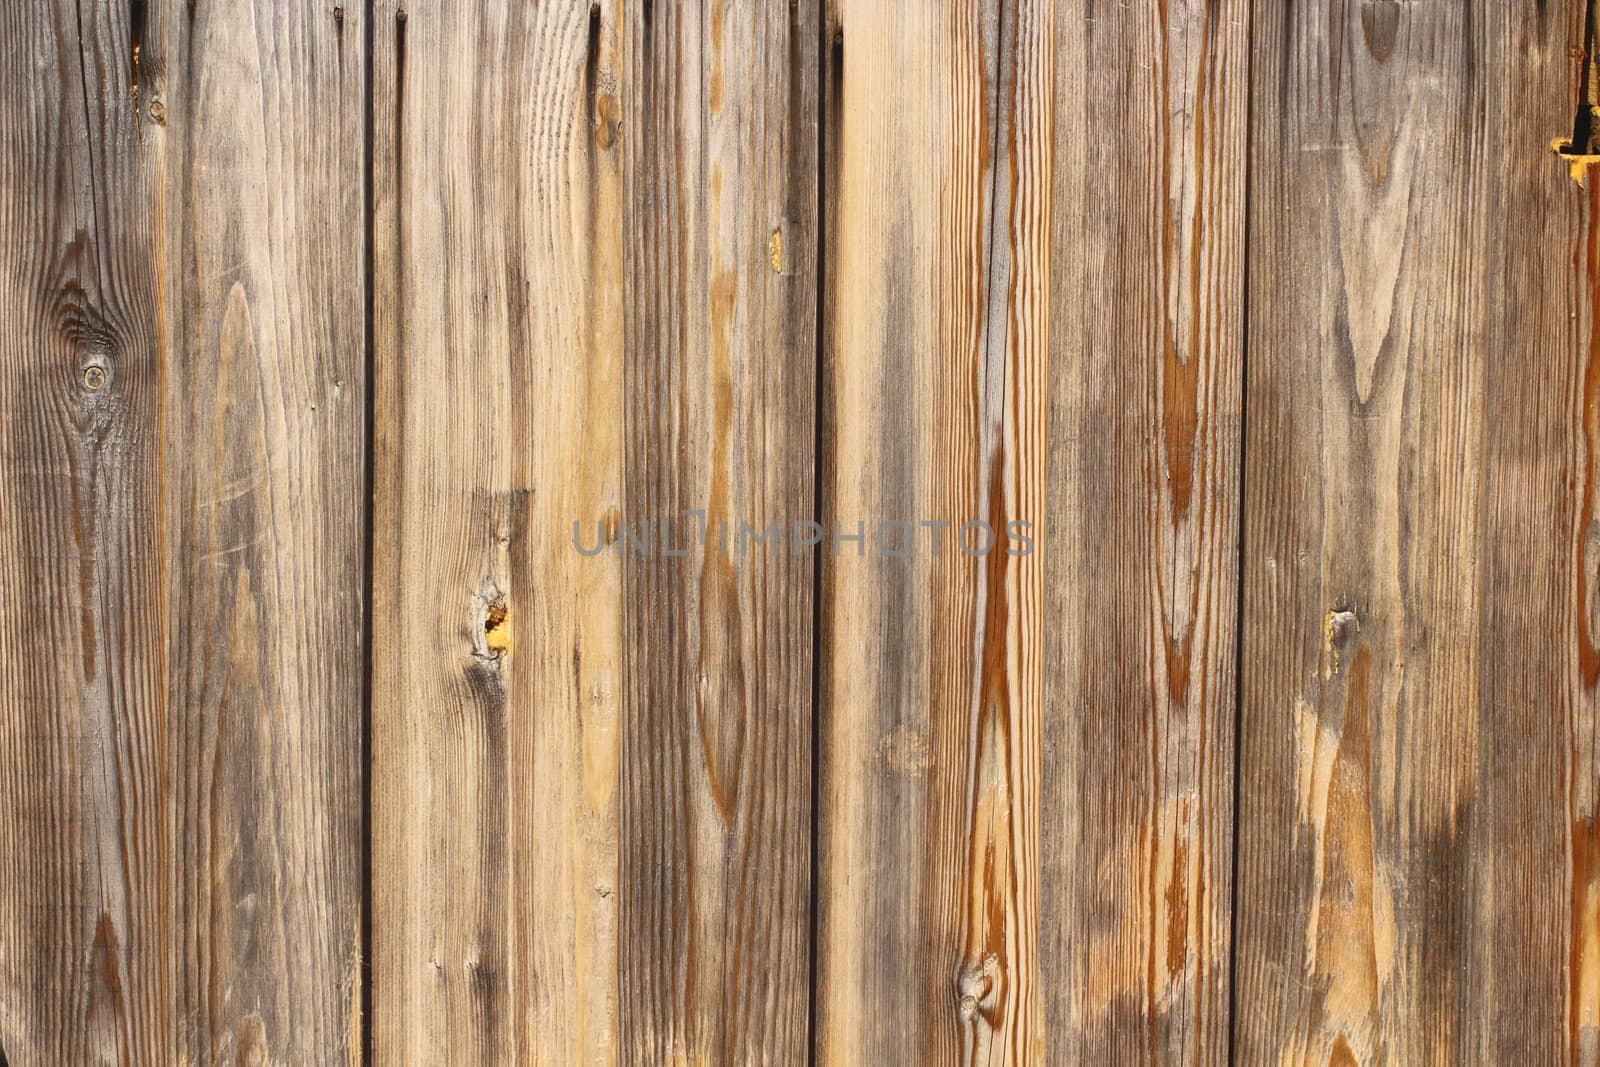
[1553,137,1600,184]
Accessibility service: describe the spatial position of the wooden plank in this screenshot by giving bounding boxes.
[0,1,365,1062]
[813,1,1050,1061]
[0,2,169,1061]
[814,1,1247,1060]
[1483,6,1600,1061]
[1041,1,1247,1063]
[613,1,818,1062]
[159,2,367,1063]
[370,1,816,1061]
[1232,1,1554,1061]
[369,4,620,1057]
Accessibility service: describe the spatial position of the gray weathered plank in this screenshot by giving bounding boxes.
[0,2,365,1063]
[161,2,367,1062]
[1473,2,1600,1061]
[0,2,169,1059]
[614,0,819,1062]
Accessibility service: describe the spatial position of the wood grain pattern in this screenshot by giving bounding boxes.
[161,3,367,1063]
[370,0,816,1061]
[1454,2,1600,1062]
[13,4,1600,1064]
[0,2,364,1064]
[369,3,623,1059]
[615,0,817,1062]
[0,1,168,1061]
[1042,0,1247,1063]
[1489,7,1600,1062]
[1235,0,1504,1062]
[814,1,1049,1062]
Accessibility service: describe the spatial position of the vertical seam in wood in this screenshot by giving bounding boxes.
[360,2,376,1064]
[71,0,107,293]
[808,6,838,1065]
[806,8,832,1067]
[1226,3,1257,1061]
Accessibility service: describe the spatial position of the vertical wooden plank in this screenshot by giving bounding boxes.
[370,1,816,1061]
[0,2,168,1062]
[1236,0,1500,1061]
[615,1,818,1063]
[370,2,620,1059]
[1483,3,1600,1063]
[0,1,366,1062]
[814,1,1050,1061]
[1042,1,1247,1063]
[160,2,367,1063]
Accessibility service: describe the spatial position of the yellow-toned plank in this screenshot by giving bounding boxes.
[371,2,817,1061]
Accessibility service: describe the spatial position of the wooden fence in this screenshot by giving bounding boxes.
[0,0,1591,1063]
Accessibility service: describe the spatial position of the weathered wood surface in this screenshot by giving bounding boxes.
[613,1,818,1062]
[370,0,815,1062]
[1483,7,1586,1058]
[814,3,1245,1065]
[0,1,365,1064]
[1236,0,1482,1057]
[1043,0,1247,1063]
[814,1,1051,1061]
[0,1,168,1060]
[162,2,367,1063]
[9,2,1600,1065]
[1235,0,1588,1063]
[369,3,621,1059]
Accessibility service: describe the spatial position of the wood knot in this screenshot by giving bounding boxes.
[469,589,512,667]
[955,954,1002,1022]
[484,596,510,656]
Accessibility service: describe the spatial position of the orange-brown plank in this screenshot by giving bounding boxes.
[815,2,1245,1062]
[814,1,1052,1061]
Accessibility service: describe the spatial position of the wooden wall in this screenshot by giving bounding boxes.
[0,1,1594,1064]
